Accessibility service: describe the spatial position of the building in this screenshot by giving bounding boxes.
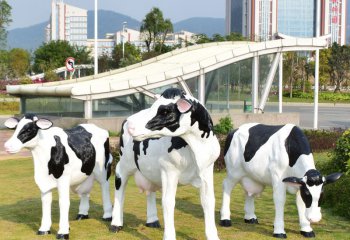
[46,0,88,47]
[226,0,347,44]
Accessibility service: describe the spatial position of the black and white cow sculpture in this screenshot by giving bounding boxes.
[111,88,220,240]
[220,123,342,238]
[4,114,113,239]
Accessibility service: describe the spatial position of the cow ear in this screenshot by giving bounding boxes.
[176,99,192,113]
[324,172,343,185]
[36,119,53,130]
[4,117,19,129]
[282,177,303,187]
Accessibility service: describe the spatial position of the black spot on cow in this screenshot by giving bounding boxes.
[300,170,323,208]
[142,138,159,155]
[168,137,188,153]
[104,138,112,180]
[190,100,214,138]
[17,122,39,144]
[285,126,312,167]
[48,135,69,179]
[224,129,238,157]
[145,103,181,132]
[24,113,37,121]
[133,141,141,170]
[119,120,127,156]
[244,124,284,162]
[115,177,122,190]
[65,126,96,176]
[161,88,185,99]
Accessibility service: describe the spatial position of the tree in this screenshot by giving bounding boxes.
[0,0,12,49]
[112,42,141,68]
[98,53,115,73]
[328,43,350,92]
[8,48,30,78]
[283,52,298,98]
[140,7,173,53]
[33,40,91,73]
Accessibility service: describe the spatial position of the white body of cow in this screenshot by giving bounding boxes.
[220,123,342,238]
[111,88,220,240]
[4,115,113,239]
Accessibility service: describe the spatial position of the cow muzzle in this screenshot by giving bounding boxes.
[4,139,23,154]
[306,208,322,223]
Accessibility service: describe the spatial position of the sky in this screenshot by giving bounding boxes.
[7,0,226,30]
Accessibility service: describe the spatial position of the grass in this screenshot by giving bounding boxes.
[0,156,349,240]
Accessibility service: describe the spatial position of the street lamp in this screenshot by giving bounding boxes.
[122,21,127,59]
[94,0,98,75]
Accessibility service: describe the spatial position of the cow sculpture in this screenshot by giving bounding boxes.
[4,114,113,239]
[220,123,342,238]
[110,88,220,240]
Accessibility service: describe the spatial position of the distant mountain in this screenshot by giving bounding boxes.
[7,21,49,51]
[7,10,225,51]
[173,17,225,37]
[86,10,140,38]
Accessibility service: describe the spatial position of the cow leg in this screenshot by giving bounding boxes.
[57,180,70,239]
[272,183,287,238]
[145,191,160,228]
[100,179,113,221]
[296,191,315,238]
[161,169,179,240]
[200,164,219,240]
[38,191,52,235]
[220,175,240,227]
[244,194,258,224]
[110,162,132,232]
[76,193,90,220]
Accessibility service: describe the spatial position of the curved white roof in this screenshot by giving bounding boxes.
[7,37,329,101]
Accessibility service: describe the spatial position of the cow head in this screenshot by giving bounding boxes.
[283,169,342,223]
[4,114,53,153]
[127,88,214,141]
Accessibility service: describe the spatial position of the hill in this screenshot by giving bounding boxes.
[7,10,225,51]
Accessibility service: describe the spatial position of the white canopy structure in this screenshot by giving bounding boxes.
[7,37,329,120]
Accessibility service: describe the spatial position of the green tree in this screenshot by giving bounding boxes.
[283,52,298,98]
[0,0,12,49]
[225,32,246,41]
[112,42,141,68]
[98,53,115,73]
[33,40,91,73]
[328,43,350,92]
[140,7,173,53]
[193,33,211,44]
[8,48,30,78]
[0,49,9,80]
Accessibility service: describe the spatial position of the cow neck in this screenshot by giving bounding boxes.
[291,153,316,178]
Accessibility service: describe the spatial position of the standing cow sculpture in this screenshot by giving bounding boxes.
[110,88,220,240]
[4,114,113,239]
[220,123,342,238]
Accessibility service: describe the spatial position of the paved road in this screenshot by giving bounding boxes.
[265,103,350,130]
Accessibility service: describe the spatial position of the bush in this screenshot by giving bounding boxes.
[213,116,233,135]
[304,128,344,152]
[317,128,350,219]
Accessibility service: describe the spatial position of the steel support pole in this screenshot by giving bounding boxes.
[314,0,321,129]
[279,53,283,113]
[252,55,259,113]
[94,0,98,75]
[198,69,205,105]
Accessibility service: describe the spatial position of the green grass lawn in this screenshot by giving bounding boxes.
[0,157,349,240]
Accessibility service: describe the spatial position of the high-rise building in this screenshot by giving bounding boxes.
[226,0,347,45]
[46,0,88,47]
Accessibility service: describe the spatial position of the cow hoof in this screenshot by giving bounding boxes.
[102,217,112,222]
[56,233,69,239]
[37,230,51,235]
[110,225,123,233]
[145,220,161,228]
[219,219,232,227]
[273,233,287,238]
[76,214,89,220]
[244,218,259,224]
[300,231,315,238]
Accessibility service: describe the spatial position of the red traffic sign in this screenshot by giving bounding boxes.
[65,57,75,72]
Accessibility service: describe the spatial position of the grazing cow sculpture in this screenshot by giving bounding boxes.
[4,114,113,239]
[111,88,220,240]
[220,123,342,238]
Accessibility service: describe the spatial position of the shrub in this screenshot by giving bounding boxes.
[213,116,233,135]
[304,128,344,152]
[330,129,350,174]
